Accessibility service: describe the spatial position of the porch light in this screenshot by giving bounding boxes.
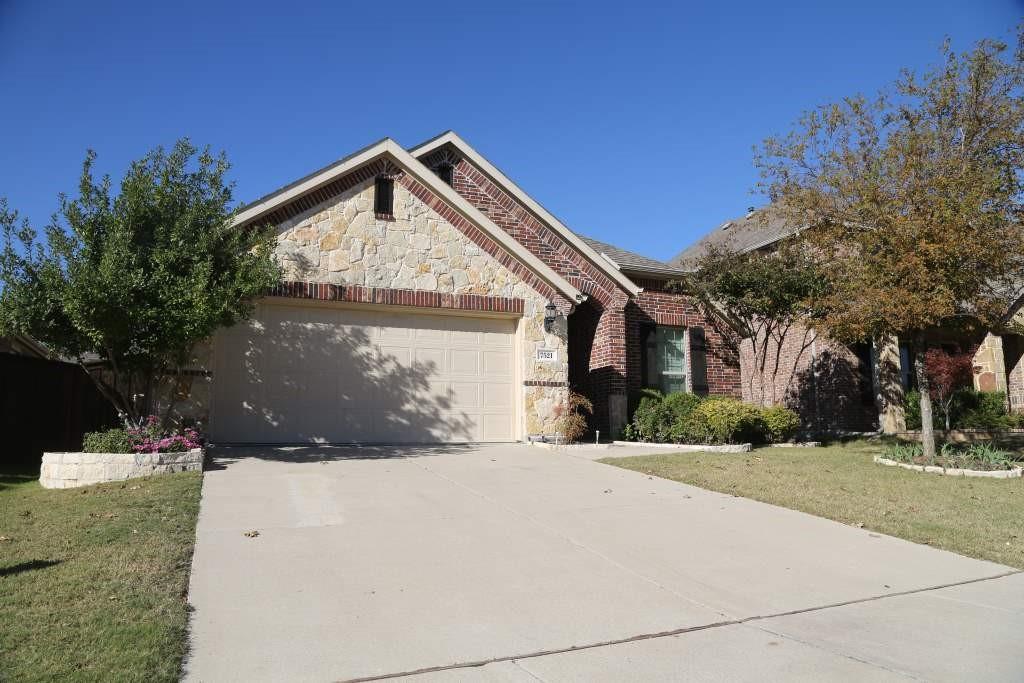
[544,301,558,332]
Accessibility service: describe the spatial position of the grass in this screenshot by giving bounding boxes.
[601,439,1024,569]
[0,470,203,682]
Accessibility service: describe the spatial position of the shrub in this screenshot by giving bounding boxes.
[760,405,800,443]
[554,391,593,443]
[664,392,703,442]
[82,428,134,454]
[624,391,704,443]
[83,416,203,454]
[684,397,764,445]
[954,390,1011,429]
[904,388,1012,431]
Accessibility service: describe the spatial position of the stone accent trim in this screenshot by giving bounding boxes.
[270,281,525,315]
[40,449,204,489]
[524,380,568,387]
[397,174,563,306]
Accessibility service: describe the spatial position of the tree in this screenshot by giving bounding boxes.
[756,29,1024,458]
[0,140,280,426]
[680,235,828,407]
[923,347,975,430]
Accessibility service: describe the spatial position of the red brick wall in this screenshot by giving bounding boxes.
[423,146,633,432]
[739,322,878,432]
[627,284,741,398]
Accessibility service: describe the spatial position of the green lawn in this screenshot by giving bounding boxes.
[601,440,1024,569]
[0,470,203,682]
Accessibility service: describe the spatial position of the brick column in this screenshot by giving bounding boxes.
[591,301,628,436]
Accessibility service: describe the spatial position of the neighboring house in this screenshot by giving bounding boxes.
[673,207,1024,433]
[169,132,740,444]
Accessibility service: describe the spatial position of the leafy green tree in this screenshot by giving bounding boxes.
[680,236,828,407]
[0,140,279,425]
[755,29,1024,458]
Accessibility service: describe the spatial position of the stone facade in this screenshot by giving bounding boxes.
[39,449,203,489]
[271,175,569,436]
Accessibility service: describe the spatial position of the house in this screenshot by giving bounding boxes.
[673,207,1024,433]
[171,133,740,444]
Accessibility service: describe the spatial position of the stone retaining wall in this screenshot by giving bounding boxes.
[39,449,203,489]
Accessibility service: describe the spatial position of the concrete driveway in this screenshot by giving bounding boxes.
[185,444,1023,682]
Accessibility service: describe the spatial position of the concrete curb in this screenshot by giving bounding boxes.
[528,442,613,451]
[611,441,752,453]
[873,456,1023,479]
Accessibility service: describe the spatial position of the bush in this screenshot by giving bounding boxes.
[664,392,704,442]
[554,391,593,443]
[955,390,1011,429]
[904,388,1012,431]
[684,397,764,445]
[82,416,203,454]
[760,405,800,443]
[82,428,134,454]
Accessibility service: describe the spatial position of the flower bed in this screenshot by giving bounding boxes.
[876,442,1022,478]
[873,456,1021,479]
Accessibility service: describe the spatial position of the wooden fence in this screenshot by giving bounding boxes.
[1,353,118,472]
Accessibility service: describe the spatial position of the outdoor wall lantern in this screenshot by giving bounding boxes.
[544,301,558,333]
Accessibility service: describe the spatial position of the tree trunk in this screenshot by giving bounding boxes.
[913,336,937,459]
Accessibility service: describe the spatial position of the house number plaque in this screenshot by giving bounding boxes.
[536,349,557,363]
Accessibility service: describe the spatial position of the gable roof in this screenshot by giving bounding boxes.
[409,131,642,296]
[577,235,686,279]
[670,207,798,270]
[231,138,585,304]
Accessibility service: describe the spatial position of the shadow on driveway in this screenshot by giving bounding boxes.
[205,443,482,469]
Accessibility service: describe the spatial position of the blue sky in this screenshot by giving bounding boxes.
[1,1,1019,261]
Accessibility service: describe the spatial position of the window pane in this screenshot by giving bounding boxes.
[659,328,686,374]
[656,327,687,393]
[662,375,686,394]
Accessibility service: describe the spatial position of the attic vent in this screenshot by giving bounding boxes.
[721,221,733,231]
[745,206,756,218]
[433,162,454,186]
[374,176,394,218]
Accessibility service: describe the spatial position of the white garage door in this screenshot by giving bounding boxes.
[210,302,517,443]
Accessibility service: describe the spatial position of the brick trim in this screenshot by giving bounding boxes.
[426,149,629,308]
[239,160,392,229]
[269,281,525,315]
[523,380,568,387]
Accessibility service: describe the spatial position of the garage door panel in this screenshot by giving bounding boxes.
[449,349,480,375]
[482,350,512,375]
[212,303,516,443]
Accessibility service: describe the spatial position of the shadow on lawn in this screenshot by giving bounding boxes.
[0,559,62,578]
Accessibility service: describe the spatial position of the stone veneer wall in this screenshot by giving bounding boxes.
[40,449,203,489]
[271,174,569,436]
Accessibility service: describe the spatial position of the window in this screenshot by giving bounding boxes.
[643,326,687,394]
[374,176,394,218]
[434,163,454,186]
